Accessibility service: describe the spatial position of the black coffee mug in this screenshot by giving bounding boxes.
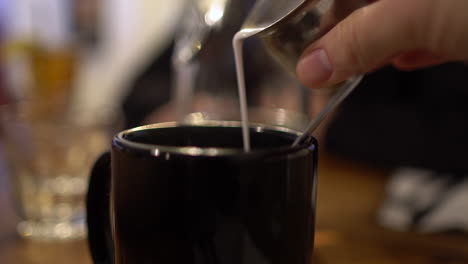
[87,121,317,264]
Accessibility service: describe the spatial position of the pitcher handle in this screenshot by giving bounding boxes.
[293,75,364,146]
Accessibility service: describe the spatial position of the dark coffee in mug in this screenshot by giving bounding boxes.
[87,122,317,264]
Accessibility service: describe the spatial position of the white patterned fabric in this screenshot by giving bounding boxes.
[378,167,468,233]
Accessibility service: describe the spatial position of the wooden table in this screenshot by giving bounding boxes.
[1,153,467,264]
[313,154,468,264]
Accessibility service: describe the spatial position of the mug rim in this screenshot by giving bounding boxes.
[113,121,316,158]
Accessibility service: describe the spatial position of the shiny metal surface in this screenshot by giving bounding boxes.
[242,0,368,144]
[243,0,367,74]
[242,0,309,31]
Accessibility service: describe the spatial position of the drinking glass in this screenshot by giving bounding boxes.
[1,101,109,240]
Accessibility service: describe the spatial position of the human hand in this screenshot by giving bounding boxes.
[296,0,468,88]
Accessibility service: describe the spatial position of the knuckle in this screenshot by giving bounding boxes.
[339,8,371,73]
[402,0,445,51]
[424,0,462,54]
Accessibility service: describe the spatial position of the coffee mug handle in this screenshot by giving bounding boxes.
[86,152,114,264]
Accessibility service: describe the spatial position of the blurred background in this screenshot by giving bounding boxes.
[0,0,192,249]
[0,0,467,263]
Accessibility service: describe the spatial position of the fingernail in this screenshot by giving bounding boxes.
[297,49,332,86]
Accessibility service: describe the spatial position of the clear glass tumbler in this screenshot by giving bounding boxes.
[0,101,109,241]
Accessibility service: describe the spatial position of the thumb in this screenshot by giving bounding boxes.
[296,0,448,88]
